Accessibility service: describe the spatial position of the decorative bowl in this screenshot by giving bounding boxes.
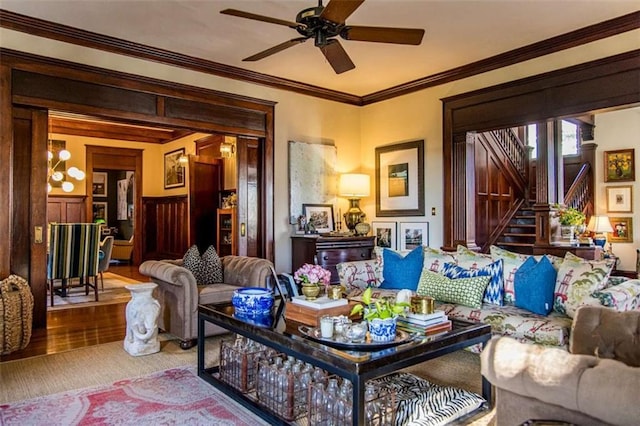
[231,287,274,315]
[234,312,274,328]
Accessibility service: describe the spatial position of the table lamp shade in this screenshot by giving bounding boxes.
[339,174,370,197]
[588,215,613,248]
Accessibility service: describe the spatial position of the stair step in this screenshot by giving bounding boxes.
[514,215,535,219]
[503,233,536,238]
[506,223,536,228]
[497,242,534,248]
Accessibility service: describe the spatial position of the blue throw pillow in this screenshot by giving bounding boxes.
[379,246,424,291]
[514,255,557,315]
[442,259,504,305]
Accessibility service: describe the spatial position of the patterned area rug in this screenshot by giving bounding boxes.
[0,366,268,426]
[49,272,144,310]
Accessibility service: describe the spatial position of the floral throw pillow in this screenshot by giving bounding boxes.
[553,252,615,317]
[423,247,457,273]
[591,279,640,311]
[456,245,493,269]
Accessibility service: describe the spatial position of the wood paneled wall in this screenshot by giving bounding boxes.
[47,196,86,223]
[142,196,189,260]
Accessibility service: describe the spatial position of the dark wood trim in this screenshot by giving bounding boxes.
[1,9,638,106]
[0,64,11,277]
[0,10,361,106]
[363,11,640,105]
[442,50,640,251]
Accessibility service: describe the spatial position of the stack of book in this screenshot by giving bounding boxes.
[284,296,353,326]
[397,310,451,336]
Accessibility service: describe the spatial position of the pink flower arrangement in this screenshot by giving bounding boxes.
[294,263,332,290]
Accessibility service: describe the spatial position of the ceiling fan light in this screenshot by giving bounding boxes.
[58,149,71,161]
[61,181,74,192]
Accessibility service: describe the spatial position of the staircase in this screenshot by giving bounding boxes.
[495,207,536,255]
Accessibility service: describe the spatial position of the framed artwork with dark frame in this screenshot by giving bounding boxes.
[302,203,335,233]
[606,185,633,213]
[399,222,429,251]
[607,217,633,243]
[371,221,397,250]
[92,172,108,197]
[164,148,186,189]
[604,149,635,182]
[375,140,424,217]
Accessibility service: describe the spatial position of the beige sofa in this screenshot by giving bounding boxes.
[481,306,640,426]
[139,256,277,349]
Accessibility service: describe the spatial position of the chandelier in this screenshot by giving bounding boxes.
[47,148,85,193]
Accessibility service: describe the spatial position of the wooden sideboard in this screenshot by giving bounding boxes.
[532,245,602,260]
[291,235,376,284]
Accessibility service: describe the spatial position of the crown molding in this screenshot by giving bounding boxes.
[1,9,638,106]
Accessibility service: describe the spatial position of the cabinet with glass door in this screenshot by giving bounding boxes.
[217,208,236,256]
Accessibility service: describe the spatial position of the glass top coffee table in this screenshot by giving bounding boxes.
[198,299,492,425]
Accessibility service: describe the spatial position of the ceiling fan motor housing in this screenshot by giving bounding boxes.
[296,6,343,46]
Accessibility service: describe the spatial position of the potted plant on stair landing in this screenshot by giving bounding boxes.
[349,287,410,342]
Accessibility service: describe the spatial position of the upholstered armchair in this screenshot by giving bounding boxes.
[481,305,640,425]
[139,255,277,349]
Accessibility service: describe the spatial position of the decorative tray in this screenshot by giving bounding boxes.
[298,325,414,351]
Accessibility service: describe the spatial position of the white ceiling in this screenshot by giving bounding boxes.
[1,0,638,96]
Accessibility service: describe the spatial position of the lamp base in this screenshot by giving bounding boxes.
[344,198,365,231]
[593,234,607,248]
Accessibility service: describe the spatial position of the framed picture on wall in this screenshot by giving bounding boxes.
[164,148,186,189]
[375,140,425,217]
[92,172,108,197]
[302,203,334,233]
[604,149,635,182]
[399,222,429,251]
[372,221,397,250]
[606,185,633,213]
[92,201,107,222]
[607,217,633,243]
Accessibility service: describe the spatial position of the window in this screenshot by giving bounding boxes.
[526,120,579,159]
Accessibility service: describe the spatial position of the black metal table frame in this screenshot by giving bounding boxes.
[197,303,492,426]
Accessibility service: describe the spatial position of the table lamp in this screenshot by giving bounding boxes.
[339,173,370,232]
[587,215,613,248]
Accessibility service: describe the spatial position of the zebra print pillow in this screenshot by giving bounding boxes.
[371,372,485,426]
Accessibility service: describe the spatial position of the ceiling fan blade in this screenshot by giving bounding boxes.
[319,39,355,74]
[243,38,308,62]
[343,26,425,45]
[221,9,301,29]
[320,0,365,24]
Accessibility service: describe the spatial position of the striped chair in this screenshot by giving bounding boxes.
[47,223,102,307]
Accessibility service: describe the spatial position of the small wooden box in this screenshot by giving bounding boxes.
[284,300,358,327]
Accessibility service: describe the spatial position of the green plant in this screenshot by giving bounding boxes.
[349,286,410,320]
[554,204,586,226]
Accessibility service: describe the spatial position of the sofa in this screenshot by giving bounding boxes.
[139,255,277,349]
[481,306,640,425]
[337,245,640,349]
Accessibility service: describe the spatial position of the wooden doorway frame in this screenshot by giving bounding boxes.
[1,49,275,328]
[86,145,143,265]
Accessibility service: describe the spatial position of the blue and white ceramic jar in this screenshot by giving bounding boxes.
[231,287,274,315]
[367,316,397,342]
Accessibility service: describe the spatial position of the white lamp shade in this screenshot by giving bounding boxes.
[587,215,613,233]
[339,174,370,197]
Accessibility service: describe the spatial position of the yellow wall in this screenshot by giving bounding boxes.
[3,27,639,272]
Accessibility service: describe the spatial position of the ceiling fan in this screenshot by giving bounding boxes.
[221,0,425,74]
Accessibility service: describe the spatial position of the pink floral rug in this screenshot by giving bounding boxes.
[0,367,266,425]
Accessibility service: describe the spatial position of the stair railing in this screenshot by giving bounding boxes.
[489,128,528,180]
[481,198,525,253]
[564,162,593,218]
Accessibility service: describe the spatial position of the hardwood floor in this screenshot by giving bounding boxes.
[0,265,146,363]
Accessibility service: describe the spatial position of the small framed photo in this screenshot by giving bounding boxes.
[608,217,633,243]
[604,149,635,182]
[372,221,397,250]
[606,185,633,213]
[302,204,334,233]
[92,172,108,197]
[399,222,429,251]
[92,201,107,222]
[164,148,186,189]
